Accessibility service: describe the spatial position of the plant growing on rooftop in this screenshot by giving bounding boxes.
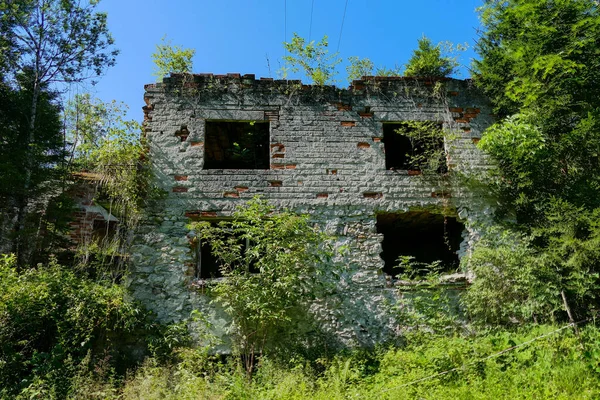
[404,36,460,78]
[282,33,341,85]
[151,35,195,80]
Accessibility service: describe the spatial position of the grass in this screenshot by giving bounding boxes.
[62,324,600,400]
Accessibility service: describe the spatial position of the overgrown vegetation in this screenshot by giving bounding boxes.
[151,36,195,80]
[190,198,334,377]
[2,0,600,398]
[470,0,600,324]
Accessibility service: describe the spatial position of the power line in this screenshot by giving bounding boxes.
[284,0,287,46]
[336,0,349,52]
[308,0,315,42]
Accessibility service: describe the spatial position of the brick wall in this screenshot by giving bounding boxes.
[131,74,495,347]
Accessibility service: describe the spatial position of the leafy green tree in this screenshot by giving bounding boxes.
[63,94,153,275]
[404,36,458,78]
[191,198,332,377]
[151,35,195,80]
[470,0,600,323]
[0,69,66,263]
[282,33,341,85]
[346,56,374,82]
[0,0,118,264]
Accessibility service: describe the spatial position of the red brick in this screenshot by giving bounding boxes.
[449,107,463,113]
[172,186,188,193]
[185,210,212,218]
[272,153,285,158]
[358,112,373,118]
[285,164,297,169]
[271,164,285,170]
[407,170,422,176]
[472,138,481,144]
[190,141,204,147]
[234,186,249,192]
[372,137,382,143]
[454,118,470,123]
[466,108,481,114]
[341,121,356,127]
[316,193,329,199]
[174,175,188,181]
[271,143,285,152]
[335,103,352,111]
[268,180,282,187]
[223,191,240,198]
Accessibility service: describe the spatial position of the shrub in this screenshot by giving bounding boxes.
[0,254,148,398]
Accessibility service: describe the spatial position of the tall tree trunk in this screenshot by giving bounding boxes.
[13,79,40,266]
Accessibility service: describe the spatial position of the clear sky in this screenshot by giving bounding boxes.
[87,0,483,121]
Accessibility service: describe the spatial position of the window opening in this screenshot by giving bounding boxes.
[382,122,445,172]
[376,211,464,277]
[204,121,269,169]
[195,221,259,280]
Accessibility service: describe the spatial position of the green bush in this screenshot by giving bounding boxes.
[0,254,148,398]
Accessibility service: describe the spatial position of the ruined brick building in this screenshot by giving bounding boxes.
[130,74,495,345]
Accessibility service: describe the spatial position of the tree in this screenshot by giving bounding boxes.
[404,36,458,78]
[470,0,600,323]
[151,35,195,80]
[63,94,152,276]
[0,0,118,265]
[282,33,341,85]
[190,198,332,377]
[346,56,374,82]
[0,68,65,262]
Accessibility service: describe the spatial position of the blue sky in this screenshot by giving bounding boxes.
[88,0,483,121]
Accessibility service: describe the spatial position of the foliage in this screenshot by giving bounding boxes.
[469,0,600,325]
[190,197,332,376]
[395,121,447,173]
[151,35,195,80]
[0,253,148,398]
[403,36,459,78]
[282,33,341,85]
[0,69,67,264]
[346,56,374,82]
[474,0,600,217]
[465,208,600,326]
[474,0,600,118]
[0,0,118,265]
[392,256,462,336]
[65,324,600,399]
[64,94,157,275]
[0,0,118,85]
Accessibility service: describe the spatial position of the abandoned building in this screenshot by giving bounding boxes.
[130,73,495,346]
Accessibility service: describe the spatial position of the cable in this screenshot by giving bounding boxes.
[284,0,287,46]
[308,0,315,42]
[336,0,349,52]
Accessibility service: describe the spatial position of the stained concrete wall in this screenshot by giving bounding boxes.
[130,74,495,346]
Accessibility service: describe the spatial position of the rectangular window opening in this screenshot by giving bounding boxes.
[376,211,464,278]
[204,121,270,169]
[194,221,260,280]
[382,122,446,173]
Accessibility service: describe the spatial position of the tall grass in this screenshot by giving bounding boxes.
[111,324,600,400]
